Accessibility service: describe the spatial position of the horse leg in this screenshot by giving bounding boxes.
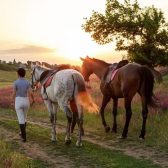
[111,98,118,133]
[71,112,77,133]
[51,103,58,142]
[139,97,148,139]
[100,96,111,133]
[76,115,83,147]
[64,106,72,145]
[70,99,77,134]
[122,98,132,139]
[44,100,57,142]
[75,100,83,147]
[70,99,84,135]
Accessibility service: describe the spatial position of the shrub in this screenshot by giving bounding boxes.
[0,87,43,108]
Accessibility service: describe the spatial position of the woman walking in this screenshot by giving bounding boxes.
[12,67,34,142]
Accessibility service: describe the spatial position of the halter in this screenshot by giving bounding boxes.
[31,67,38,91]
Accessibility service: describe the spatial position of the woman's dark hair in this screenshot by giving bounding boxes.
[17,68,26,77]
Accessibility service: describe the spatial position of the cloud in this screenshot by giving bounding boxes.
[0,45,56,54]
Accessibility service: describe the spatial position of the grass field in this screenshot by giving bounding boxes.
[0,137,46,168]
[0,70,168,167]
[0,70,31,88]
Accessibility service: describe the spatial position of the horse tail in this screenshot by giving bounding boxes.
[72,73,98,113]
[138,66,156,107]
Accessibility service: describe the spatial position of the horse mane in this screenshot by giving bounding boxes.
[92,58,110,66]
[56,64,71,70]
[35,63,81,72]
[36,65,49,71]
[54,64,81,72]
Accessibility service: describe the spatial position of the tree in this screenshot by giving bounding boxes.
[27,60,32,68]
[82,0,168,67]
[13,59,16,64]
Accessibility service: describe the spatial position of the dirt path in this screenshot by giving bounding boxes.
[83,135,168,168]
[1,117,168,168]
[0,127,74,168]
[28,118,168,167]
[33,119,168,168]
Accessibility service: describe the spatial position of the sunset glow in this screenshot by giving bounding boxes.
[0,0,167,65]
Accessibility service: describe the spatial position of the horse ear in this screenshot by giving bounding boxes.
[87,55,93,60]
[36,61,40,66]
[31,62,35,69]
[80,57,85,61]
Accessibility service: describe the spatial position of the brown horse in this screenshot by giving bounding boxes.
[81,56,156,139]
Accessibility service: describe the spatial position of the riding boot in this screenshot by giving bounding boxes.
[19,122,26,137]
[19,124,26,142]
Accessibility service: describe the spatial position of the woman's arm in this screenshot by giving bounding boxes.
[28,89,35,106]
[12,88,16,101]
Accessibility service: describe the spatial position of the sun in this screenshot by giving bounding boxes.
[57,35,96,60]
[58,44,87,60]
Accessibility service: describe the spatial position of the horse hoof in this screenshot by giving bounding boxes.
[51,141,57,144]
[76,141,82,147]
[111,129,117,133]
[51,139,57,143]
[118,135,127,140]
[139,135,145,140]
[51,137,57,143]
[65,139,71,145]
[105,126,110,133]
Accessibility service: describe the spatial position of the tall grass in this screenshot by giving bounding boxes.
[0,87,43,108]
[0,139,38,168]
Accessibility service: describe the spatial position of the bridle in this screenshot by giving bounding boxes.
[31,67,38,91]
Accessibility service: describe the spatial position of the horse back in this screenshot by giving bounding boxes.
[53,69,82,81]
[48,69,83,92]
[108,63,142,98]
[45,69,83,104]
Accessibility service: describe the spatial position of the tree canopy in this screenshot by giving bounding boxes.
[82,0,168,67]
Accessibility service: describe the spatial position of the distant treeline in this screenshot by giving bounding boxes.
[0,60,21,71]
[0,59,54,71]
[0,59,80,71]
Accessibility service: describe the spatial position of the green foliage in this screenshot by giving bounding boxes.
[82,0,168,67]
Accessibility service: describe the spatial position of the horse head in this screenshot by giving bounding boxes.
[80,56,94,81]
[30,62,43,91]
[80,56,111,81]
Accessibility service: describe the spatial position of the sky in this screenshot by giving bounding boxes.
[0,0,167,65]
